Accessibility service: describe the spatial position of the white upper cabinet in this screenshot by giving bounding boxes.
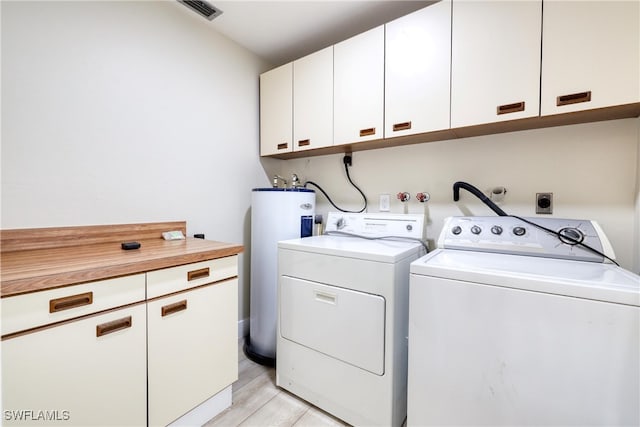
[541,1,640,116]
[334,26,385,145]
[293,46,334,151]
[385,0,452,138]
[260,63,292,156]
[451,0,542,128]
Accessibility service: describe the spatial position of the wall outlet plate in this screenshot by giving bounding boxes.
[536,192,553,214]
[379,194,390,212]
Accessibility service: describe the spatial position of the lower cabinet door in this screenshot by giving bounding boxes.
[1,304,147,426]
[147,279,238,426]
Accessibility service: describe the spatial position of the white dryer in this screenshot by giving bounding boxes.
[277,212,427,427]
[408,216,640,426]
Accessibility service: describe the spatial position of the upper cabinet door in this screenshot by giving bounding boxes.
[260,63,292,156]
[385,0,452,138]
[334,26,385,146]
[451,0,542,128]
[541,1,640,116]
[293,46,334,151]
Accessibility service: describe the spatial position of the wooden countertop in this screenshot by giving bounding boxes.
[1,222,243,297]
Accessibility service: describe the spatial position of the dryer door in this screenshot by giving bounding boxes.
[280,276,386,375]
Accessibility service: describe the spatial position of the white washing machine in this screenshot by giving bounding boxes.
[277,212,427,427]
[408,216,640,426]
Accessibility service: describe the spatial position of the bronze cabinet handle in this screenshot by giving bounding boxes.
[277,143,288,150]
[497,102,525,115]
[187,267,210,281]
[161,300,188,317]
[556,91,591,106]
[49,292,93,313]
[298,139,311,147]
[96,316,132,337]
[359,127,376,137]
[393,122,412,132]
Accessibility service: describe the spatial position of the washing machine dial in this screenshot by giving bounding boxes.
[451,226,462,235]
[513,226,526,236]
[558,227,584,245]
[471,225,482,235]
[491,225,503,235]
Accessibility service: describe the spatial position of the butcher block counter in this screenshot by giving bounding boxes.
[1,220,243,297]
[1,221,243,427]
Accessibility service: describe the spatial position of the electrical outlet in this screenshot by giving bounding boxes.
[379,194,390,212]
[536,192,553,214]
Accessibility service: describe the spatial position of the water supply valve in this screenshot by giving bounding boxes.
[397,192,410,202]
[416,192,431,203]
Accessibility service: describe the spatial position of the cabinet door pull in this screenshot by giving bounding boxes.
[393,122,412,132]
[497,102,525,115]
[298,139,311,147]
[359,127,376,137]
[161,300,188,317]
[556,91,591,106]
[49,292,93,313]
[187,267,210,281]
[96,316,132,337]
[277,143,288,150]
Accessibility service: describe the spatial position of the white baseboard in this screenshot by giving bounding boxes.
[168,385,232,426]
[238,317,249,338]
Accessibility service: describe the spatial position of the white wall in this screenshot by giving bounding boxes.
[1,1,273,324]
[274,118,640,272]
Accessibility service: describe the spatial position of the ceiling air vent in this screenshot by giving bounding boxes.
[179,0,223,21]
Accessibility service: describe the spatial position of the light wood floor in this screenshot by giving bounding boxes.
[204,338,349,427]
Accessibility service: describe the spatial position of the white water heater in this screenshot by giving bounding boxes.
[245,187,315,366]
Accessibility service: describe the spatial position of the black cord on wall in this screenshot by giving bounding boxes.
[304,155,368,213]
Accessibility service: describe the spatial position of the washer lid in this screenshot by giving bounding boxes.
[278,235,425,263]
[410,249,640,306]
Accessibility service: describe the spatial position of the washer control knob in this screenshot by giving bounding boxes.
[558,227,584,245]
[491,225,503,235]
[452,226,462,235]
[513,226,526,236]
[406,224,413,231]
[471,225,482,235]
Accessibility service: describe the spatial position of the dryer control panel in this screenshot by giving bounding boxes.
[439,216,616,263]
[325,212,425,240]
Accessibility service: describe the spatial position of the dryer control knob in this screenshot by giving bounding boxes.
[471,226,482,235]
[491,226,503,235]
[452,226,462,235]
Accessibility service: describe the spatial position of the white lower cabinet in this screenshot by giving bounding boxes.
[147,279,238,426]
[2,256,239,427]
[2,304,147,426]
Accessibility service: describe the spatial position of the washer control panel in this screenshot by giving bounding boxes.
[325,212,424,239]
[439,216,614,262]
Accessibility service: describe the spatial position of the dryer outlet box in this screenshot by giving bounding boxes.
[536,192,553,214]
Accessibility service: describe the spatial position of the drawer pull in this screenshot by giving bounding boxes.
[187,267,210,281]
[49,292,93,313]
[556,91,591,106]
[359,127,376,137]
[277,142,288,150]
[96,316,132,337]
[162,300,188,317]
[393,121,412,132]
[497,102,525,115]
[298,139,310,147]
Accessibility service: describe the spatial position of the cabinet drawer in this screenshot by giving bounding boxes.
[146,256,238,299]
[1,274,145,336]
